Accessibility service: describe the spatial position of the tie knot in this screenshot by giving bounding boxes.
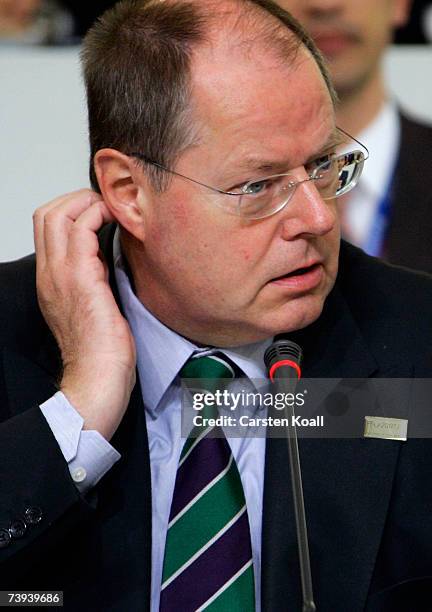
[180,353,236,381]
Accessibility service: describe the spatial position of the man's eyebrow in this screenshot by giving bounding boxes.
[236,158,293,173]
[235,129,344,174]
[313,129,346,156]
[302,128,348,163]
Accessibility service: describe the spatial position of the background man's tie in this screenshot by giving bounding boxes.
[159,353,255,611]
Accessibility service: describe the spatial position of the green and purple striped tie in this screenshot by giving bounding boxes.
[159,353,255,611]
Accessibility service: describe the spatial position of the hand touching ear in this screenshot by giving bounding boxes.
[33,188,136,441]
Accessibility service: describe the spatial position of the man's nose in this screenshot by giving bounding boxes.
[279,173,337,240]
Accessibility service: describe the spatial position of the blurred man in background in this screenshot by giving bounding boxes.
[0,0,74,44]
[0,0,117,44]
[279,0,432,273]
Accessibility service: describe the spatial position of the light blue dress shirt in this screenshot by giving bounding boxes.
[41,231,271,611]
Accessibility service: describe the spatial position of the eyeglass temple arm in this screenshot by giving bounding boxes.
[130,152,241,197]
[336,126,370,160]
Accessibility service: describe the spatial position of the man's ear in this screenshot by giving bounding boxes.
[94,148,151,242]
[393,0,412,29]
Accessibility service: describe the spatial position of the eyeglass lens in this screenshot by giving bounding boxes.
[238,151,365,219]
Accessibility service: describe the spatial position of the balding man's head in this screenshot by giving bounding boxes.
[88,0,342,347]
[82,0,335,192]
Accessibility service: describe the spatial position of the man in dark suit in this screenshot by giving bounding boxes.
[386,113,432,272]
[278,0,432,274]
[1,1,432,610]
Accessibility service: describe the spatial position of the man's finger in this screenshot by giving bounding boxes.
[66,200,115,262]
[33,189,101,266]
[34,188,98,218]
[41,190,104,262]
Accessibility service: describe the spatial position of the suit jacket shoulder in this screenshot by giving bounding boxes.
[0,255,41,341]
[338,240,432,374]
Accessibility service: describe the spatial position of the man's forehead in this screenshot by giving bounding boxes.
[191,35,329,114]
[190,39,335,172]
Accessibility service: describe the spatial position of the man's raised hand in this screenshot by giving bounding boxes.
[33,189,136,440]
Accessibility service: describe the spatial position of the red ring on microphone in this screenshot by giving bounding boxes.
[269,359,302,382]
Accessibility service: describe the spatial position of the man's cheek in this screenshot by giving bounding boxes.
[240,248,252,261]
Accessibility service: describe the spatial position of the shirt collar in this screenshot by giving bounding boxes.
[113,229,272,417]
[355,99,401,200]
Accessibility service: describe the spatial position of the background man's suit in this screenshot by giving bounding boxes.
[1,226,432,611]
[385,112,432,274]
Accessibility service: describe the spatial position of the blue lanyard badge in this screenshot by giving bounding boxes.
[363,171,395,257]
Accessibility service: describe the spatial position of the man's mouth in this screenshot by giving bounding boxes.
[270,263,324,291]
[272,263,320,281]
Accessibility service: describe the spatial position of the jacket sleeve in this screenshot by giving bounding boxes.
[0,405,97,582]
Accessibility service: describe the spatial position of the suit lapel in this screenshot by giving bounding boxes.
[261,283,403,611]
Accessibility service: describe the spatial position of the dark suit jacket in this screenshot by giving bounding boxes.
[1,228,432,611]
[384,112,432,274]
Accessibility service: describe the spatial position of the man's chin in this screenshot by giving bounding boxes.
[215,297,326,348]
[265,292,328,337]
[174,286,332,348]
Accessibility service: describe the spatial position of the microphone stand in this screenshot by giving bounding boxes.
[266,341,316,612]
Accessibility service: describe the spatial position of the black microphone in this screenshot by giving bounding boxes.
[264,338,302,386]
[264,339,316,612]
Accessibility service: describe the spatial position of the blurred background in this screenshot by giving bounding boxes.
[1,0,432,261]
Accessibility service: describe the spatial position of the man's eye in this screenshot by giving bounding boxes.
[244,180,268,195]
[306,153,334,172]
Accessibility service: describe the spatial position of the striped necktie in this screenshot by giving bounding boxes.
[159,353,255,611]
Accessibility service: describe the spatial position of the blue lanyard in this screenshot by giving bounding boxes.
[363,171,395,258]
